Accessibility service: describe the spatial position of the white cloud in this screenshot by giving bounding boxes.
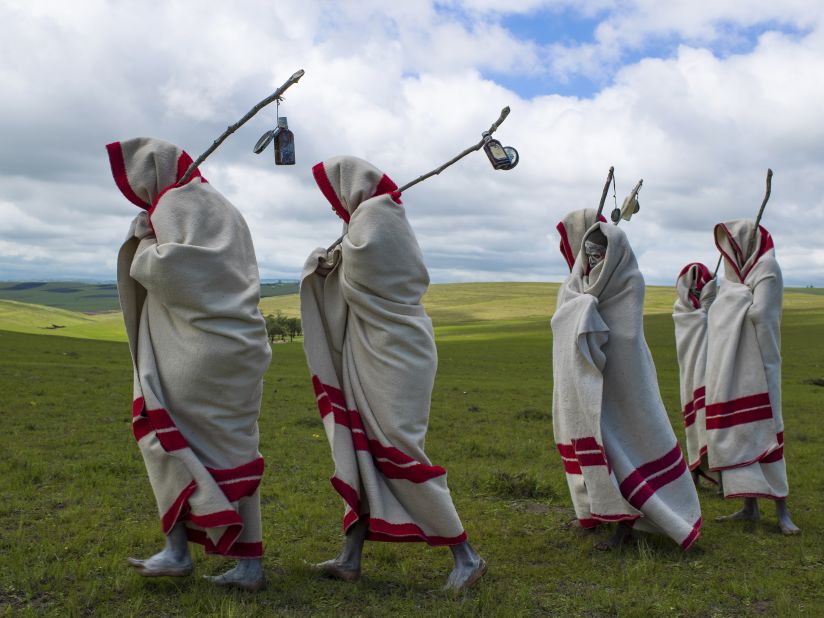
[0,1,824,286]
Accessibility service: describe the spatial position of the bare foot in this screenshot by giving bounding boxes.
[313,517,367,583]
[716,497,759,522]
[443,541,486,592]
[595,522,633,551]
[127,523,192,577]
[776,499,801,536]
[126,552,192,577]
[313,558,360,582]
[205,559,265,591]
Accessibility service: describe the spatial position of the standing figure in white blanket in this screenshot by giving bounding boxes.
[706,220,800,534]
[300,156,486,591]
[673,263,719,486]
[552,218,703,550]
[108,138,272,590]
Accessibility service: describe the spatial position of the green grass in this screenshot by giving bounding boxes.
[1,284,824,616]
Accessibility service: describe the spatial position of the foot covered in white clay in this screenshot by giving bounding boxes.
[312,558,361,582]
[716,498,760,523]
[443,558,487,593]
[443,541,486,593]
[595,522,633,551]
[205,559,266,592]
[127,550,193,577]
[776,501,801,536]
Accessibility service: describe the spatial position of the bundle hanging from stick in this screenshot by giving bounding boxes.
[712,168,773,278]
[612,178,643,224]
[178,69,305,185]
[325,106,513,252]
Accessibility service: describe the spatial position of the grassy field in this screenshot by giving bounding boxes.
[0,281,298,313]
[1,284,823,616]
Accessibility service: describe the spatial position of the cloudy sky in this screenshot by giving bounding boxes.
[2,0,823,285]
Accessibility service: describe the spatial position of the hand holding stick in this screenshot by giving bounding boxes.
[179,69,305,185]
[326,106,513,252]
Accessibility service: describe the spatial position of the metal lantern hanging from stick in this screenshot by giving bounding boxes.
[327,106,519,252]
[178,69,305,184]
[253,96,296,165]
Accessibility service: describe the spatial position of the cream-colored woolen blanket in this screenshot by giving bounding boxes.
[552,222,702,548]
[673,263,718,480]
[108,138,271,558]
[300,156,466,545]
[705,220,788,499]
[556,208,606,273]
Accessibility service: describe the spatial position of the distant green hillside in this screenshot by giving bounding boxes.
[0,280,298,312]
[2,282,816,344]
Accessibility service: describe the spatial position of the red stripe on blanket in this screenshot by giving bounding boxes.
[705,406,773,429]
[761,432,785,463]
[373,174,401,204]
[189,509,244,530]
[207,457,265,482]
[313,162,350,223]
[684,386,706,427]
[557,222,576,272]
[706,392,770,416]
[106,142,151,210]
[715,224,774,283]
[557,439,608,474]
[314,377,448,484]
[328,476,466,545]
[578,518,600,529]
[161,481,197,534]
[185,529,263,558]
[724,491,787,500]
[367,519,467,546]
[330,476,361,514]
[680,517,702,551]
[216,478,262,502]
[343,508,360,531]
[619,445,688,509]
[131,397,152,441]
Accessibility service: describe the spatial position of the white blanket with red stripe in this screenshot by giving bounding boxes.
[109,137,271,558]
[673,263,718,479]
[300,156,466,545]
[556,208,605,273]
[552,221,702,549]
[705,220,787,499]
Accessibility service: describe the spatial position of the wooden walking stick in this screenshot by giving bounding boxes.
[712,168,773,278]
[326,106,516,252]
[594,166,615,221]
[179,69,305,184]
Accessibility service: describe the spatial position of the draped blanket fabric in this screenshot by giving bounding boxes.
[551,220,702,549]
[705,220,788,499]
[301,156,466,545]
[673,263,718,480]
[109,138,271,558]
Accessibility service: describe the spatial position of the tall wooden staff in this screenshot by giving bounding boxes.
[712,168,773,278]
[326,106,514,252]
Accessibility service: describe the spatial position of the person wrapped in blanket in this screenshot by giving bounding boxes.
[300,156,486,591]
[706,220,800,535]
[108,137,272,590]
[552,215,703,550]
